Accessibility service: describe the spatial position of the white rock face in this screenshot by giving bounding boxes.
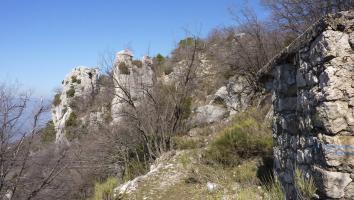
[51,67,99,144]
[114,151,184,198]
[191,105,228,126]
[52,50,154,142]
[212,76,254,115]
[190,75,255,126]
[111,51,154,122]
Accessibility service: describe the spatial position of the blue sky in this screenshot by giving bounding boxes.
[0,0,267,98]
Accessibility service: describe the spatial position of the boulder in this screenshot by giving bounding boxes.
[345,182,354,199]
[315,167,352,199]
[191,105,228,126]
[212,76,254,115]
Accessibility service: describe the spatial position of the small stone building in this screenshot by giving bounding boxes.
[259,11,354,199]
[116,49,134,64]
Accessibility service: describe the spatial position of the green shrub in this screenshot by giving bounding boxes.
[205,112,272,166]
[178,37,196,48]
[237,187,262,200]
[66,125,87,141]
[71,75,78,83]
[90,177,119,200]
[179,153,192,168]
[53,94,61,106]
[178,37,202,49]
[40,121,56,144]
[118,62,130,74]
[233,160,259,183]
[155,54,165,64]
[181,97,192,120]
[70,75,81,84]
[294,168,316,199]
[62,106,68,114]
[123,160,148,182]
[264,177,285,200]
[263,168,316,200]
[132,60,143,68]
[153,54,172,76]
[65,112,77,127]
[66,86,75,98]
[172,136,202,150]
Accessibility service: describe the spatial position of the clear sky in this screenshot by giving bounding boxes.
[0,0,267,98]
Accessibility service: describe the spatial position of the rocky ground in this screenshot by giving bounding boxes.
[114,121,273,200]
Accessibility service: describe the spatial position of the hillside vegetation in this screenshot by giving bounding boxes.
[0,1,352,200]
[101,109,315,200]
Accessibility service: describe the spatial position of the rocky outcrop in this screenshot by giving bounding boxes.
[114,151,186,198]
[51,67,99,144]
[212,75,254,115]
[111,50,154,122]
[259,11,354,199]
[190,74,257,126]
[191,105,228,126]
[51,50,156,144]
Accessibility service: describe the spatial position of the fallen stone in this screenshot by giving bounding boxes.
[315,167,352,199]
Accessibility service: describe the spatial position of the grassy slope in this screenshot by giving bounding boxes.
[116,117,274,200]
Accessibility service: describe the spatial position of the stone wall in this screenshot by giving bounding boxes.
[259,11,354,199]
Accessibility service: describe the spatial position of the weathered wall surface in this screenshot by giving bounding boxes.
[260,11,354,199]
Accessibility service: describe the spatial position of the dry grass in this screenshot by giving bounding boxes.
[90,177,119,200]
[294,168,317,199]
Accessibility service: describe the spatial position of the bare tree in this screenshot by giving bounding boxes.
[205,8,285,92]
[0,83,67,200]
[105,36,202,165]
[262,0,354,35]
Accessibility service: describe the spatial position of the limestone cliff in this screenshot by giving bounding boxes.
[51,51,156,144]
[111,50,154,122]
[51,67,99,144]
[51,50,261,144]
